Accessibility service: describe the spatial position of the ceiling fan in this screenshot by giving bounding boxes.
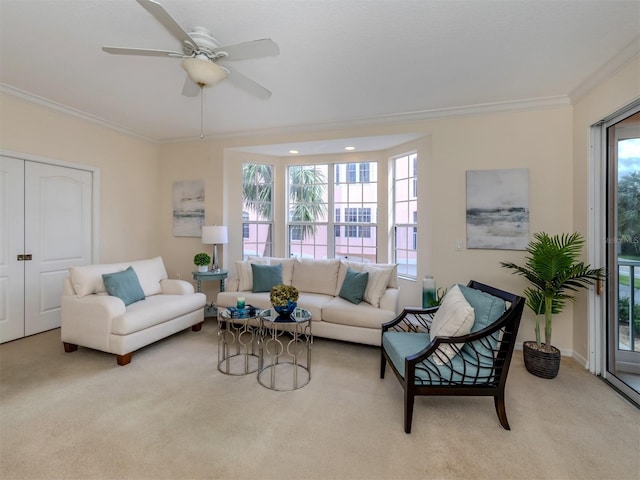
[102,0,279,100]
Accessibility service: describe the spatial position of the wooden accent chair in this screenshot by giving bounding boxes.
[380,280,525,433]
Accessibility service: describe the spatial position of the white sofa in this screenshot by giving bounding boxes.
[217,257,399,346]
[61,257,206,365]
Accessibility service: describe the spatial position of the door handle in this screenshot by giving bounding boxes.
[17,254,33,261]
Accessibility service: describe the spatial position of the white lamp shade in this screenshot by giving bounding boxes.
[181,56,228,87]
[202,225,228,244]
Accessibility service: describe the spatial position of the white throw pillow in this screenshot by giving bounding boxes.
[361,265,394,308]
[429,285,475,364]
[69,263,124,297]
[267,257,295,285]
[130,256,168,297]
[235,257,269,291]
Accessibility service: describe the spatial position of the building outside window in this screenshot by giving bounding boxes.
[288,164,329,259]
[288,162,377,262]
[242,163,273,259]
[393,152,418,278]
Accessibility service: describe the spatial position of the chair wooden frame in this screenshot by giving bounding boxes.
[380,280,525,433]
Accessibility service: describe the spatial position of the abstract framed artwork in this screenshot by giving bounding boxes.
[466,168,529,250]
[172,180,204,237]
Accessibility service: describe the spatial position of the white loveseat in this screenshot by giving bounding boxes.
[61,257,206,365]
[217,257,399,346]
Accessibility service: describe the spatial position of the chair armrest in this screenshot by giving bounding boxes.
[160,279,195,295]
[382,306,438,332]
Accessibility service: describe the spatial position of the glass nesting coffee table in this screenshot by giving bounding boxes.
[217,308,260,375]
[258,307,313,391]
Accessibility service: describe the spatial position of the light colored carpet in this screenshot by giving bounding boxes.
[1,321,638,480]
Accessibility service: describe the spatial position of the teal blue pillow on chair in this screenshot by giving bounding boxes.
[252,263,283,293]
[339,268,369,304]
[102,266,146,306]
[457,284,506,361]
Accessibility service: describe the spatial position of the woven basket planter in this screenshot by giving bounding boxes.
[523,341,561,379]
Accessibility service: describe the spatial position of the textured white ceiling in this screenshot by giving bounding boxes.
[1,0,638,147]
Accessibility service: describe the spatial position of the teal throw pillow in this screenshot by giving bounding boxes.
[252,263,283,293]
[339,268,369,304]
[102,266,145,306]
[457,284,506,332]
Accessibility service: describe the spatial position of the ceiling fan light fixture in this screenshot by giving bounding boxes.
[181,56,228,87]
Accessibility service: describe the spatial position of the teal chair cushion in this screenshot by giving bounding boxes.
[383,331,497,385]
[457,284,506,332]
[457,284,506,360]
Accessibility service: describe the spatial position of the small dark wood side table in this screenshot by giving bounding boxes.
[192,269,228,317]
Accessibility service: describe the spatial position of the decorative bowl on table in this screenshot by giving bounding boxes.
[270,284,299,320]
[273,301,297,319]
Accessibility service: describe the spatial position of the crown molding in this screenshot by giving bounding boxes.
[3,82,572,146]
[569,36,640,103]
[0,84,157,143]
[162,95,571,144]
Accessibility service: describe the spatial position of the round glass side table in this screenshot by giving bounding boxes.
[257,308,313,391]
[217,308,260,375]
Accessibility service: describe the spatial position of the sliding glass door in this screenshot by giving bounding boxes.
[603,106,640,404]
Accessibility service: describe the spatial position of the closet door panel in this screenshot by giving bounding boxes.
[0,156,25,343]
[24,162,92,336]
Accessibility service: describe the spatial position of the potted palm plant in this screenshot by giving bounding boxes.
[501,232,604,379]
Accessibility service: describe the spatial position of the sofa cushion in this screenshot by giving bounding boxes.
[251,263,283,293]
[69,256,168,298]
[296,292,334,323]
[270,258,295,285]
[236,257,269,291]
[323,296,397,329]
[292,258,340,296]
[70,263,124,297]
[429,285,475,364]
[336,260,399,294]
[362,265,394,308]
[102,267,146,306]
[338,268,369,304]
[130,256,168,297]
[111,293,206,335]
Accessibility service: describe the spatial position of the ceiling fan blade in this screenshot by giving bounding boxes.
[136,0,197,51]
[214,39,280,61]
[102,46,184,57]
[223,65,272,100]
[182,75,200,97]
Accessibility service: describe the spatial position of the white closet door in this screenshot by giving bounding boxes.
[24,162,93,336]
[0,156,26,342]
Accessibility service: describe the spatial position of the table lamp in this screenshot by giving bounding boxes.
[201,225,228,272]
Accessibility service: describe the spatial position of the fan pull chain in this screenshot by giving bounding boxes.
[200,85,205,139]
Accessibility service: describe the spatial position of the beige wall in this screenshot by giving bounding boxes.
[158,106,575,349]
[0,93,161,262]
[4,54,637,356]
[571,54,640,361]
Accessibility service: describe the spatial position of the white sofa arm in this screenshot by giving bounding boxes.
[160,278,195,295]
[379,288,400,314]
[61,294,126,351]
